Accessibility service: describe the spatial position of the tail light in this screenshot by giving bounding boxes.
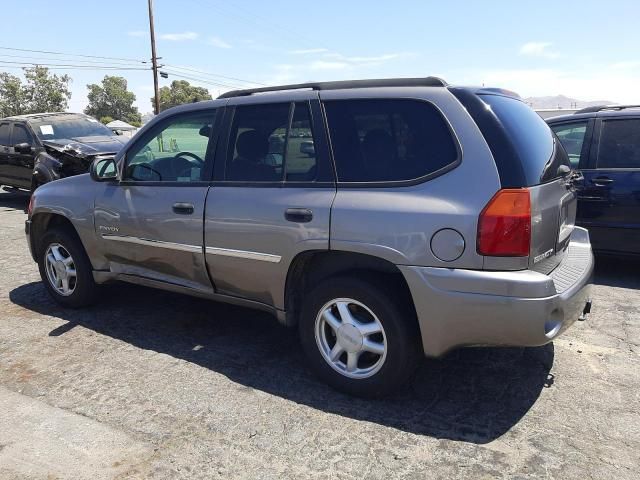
[27,195,35,217]
[478,189,531,257]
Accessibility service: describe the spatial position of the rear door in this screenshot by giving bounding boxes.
[204,92,335,310]
[579,116,640,254]
[0,122,12,184]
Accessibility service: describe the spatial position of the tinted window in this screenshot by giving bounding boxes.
[226,103,289,182]
[0,123,10,145]
[480,94,569,184]
[597,119,640,169]
[324,99,457,182]
[12,124,33,145]
[29,115,113,140]
[551,122,588,168]
[125,111,215,182]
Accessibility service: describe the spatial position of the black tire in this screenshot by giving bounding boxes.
[37,226,98,308]
[299,275,422,398]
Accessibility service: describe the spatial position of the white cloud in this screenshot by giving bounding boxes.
[289,48,329,55]
[208,36,232,49]
[160,31,198,41]
[127,31,146,38]
[519,42,560,59]
[309,61,350,71]
[610,60,640,69]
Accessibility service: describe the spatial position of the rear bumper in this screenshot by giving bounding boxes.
[400,227,594,357]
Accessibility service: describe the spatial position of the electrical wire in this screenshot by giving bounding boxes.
[0,46,146,64]
[162,64,264,86]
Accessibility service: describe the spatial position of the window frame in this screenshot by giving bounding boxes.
[0,122,12,146]
[592,116,640,171]
[119,107,222,187]
[321,97,462,188]
[213,97,335,187]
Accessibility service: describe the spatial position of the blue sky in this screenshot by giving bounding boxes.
[4,0,640,113]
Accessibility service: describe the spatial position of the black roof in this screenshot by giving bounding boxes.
[575,104,640,114]
[218,76,448,99]
[546,105,640,123]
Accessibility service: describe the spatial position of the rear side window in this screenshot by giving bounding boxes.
[0,123,10,145]
[324,99,458,182]
[597,119,640,168]
[550,122,588,168]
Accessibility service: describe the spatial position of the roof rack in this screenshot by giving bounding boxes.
[575,104,640,114]
[218,76,448,99]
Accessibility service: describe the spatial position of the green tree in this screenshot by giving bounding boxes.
[85,76,141,125]
[99,116,114,125]
[0,67,71,117]
[0,72,24,117]
[153,80,212,112]
[22,66,72,113]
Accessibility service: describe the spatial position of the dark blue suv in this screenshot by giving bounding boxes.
[547,106,640,256]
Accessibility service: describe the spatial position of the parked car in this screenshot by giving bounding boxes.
[0,112,127,192]
[547,106,640,256]
[25,78,593,397]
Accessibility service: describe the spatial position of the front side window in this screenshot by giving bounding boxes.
[551,122,588,168]
[125,111,215,182]
[12,124,33,145]
[324,99,458,182]
[597,119,640,169]
[225,102,317,182]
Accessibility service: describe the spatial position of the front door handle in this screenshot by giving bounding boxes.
[591,176,614,186]
[172,202,194,215]
[285,208,313,223]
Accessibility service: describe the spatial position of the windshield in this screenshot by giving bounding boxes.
[28,115,114,141]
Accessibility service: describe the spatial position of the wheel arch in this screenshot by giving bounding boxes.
[30,212,83,258]
[284,250,419,338]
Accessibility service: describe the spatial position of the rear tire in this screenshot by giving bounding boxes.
[299,276,422,398]
[37,226,98,308]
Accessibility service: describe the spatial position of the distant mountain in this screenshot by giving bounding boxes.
[524,95,615,110]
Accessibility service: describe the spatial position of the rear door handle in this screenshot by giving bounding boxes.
[591,176,614,186]
[285,208,313,223]
[172,202,194,215]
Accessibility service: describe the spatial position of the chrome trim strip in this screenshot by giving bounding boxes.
[205,246,281,263]
[101,235,202,253]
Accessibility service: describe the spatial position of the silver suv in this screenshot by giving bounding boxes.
[25,77,594,397]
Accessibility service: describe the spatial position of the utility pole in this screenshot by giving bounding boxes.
[148,0,160,115]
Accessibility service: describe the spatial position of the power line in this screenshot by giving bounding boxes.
[0,53,149,68]
[162,64,264,86]
[0,46,146,64]
[161,69,243,89]
[0,60,149,71]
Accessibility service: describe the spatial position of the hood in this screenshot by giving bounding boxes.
[42,135,127,157]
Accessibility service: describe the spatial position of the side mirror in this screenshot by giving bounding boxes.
[199,125,212,137]
[15,142,33,154]
[90,157,118,182]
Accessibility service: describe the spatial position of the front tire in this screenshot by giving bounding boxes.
[37,226,98,308]
[299,276,422,398]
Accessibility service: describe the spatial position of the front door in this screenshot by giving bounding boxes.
[580,117,640,254]
[7,123,36,189]
[204,95,336,309]
[94,108,221,293]
[0,122,12,185]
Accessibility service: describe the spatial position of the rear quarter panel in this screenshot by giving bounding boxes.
[324,88,502,268]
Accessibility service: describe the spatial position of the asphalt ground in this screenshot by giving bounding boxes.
[0,189,638,479]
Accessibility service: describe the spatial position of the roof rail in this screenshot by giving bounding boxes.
[575,104,640,114]
[218,76,448,99]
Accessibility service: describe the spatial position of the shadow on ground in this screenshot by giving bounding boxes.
[593,254,640,289]
[0,190,29,212]
[10,280,554,443]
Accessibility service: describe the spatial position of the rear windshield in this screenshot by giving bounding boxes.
[450,88,570,186]
[28,115,114,141]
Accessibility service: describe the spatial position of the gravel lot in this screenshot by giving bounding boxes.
[0,189,638,479]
